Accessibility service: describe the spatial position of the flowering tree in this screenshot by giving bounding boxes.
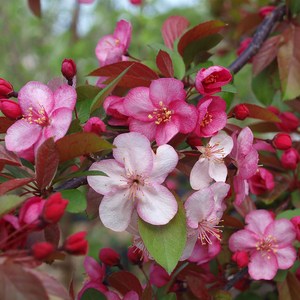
[0,0,300,299]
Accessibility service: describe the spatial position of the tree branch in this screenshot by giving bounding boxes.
[228,4,286,74]
[224,267,248,291]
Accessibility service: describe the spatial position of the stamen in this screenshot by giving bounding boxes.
[147,101,173,125]
[198,219,223,245]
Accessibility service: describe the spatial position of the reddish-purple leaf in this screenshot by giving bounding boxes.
[186,275,211,300]
[0,178,33,196]
[162,16,190,49]
[235,13,262,37]
[141,283,153,300]
[28,0,41,18]
[35,138,59,190]
[0,145,21,168]
[249,122,279,133]
[0,117,15,133]
[177,20,225,57]
[278,272,300,300]
[0,262,49,300]
[89,62,159,88]
[107,271,143,297]
[156,50,174,77]
[253,35,281,75]
[55,132,113,162]
[223,215,244,229]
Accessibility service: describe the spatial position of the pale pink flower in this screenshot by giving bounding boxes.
[193,96,227,138]
[5,81,76,157]
[87,132,178,231]
[182,182,230,259]
[190,131,233,190]
[103,95,129,126]
[229,210,297,280]
[195,66,232,95]
[95,20,132,66]
[123,78,197,145]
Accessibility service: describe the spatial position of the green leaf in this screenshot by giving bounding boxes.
[81,288,106,300]
[287,0,300,15]
[276,209,300,220]
[53,170,107,184]
[170,51,185,80]
[217,91,234,109]
[90,66,131,113]
[213,290,232,300]
[161,293,177,300]
[0,195,26,218]
[221,84,237,93]
[185,61,214,76]
[235,292,263,300]
[138,197,186,274]
[61,189,87,213]
[274,269,288,282]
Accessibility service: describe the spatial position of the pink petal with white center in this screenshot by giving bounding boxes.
[155,121,179,145]
[18,81,54,115]
[190,159,212,190]
[113,132,153,175]
[84,256,105,281]
[245,210,274,236]
[123,87,154,121]
[149,78,186,107]
[53,84,76,111]
[228,230,258,252]
[184,187,214,228]
[238,148,259,179]
[100,189,134,231]
[208,161,227,182]
[129,119,157,141]
[209,131,233,157]
[114,20,132,51]
[275,246,297,269]
[150,144,178,184]
[88,159,126,195]
[265,219,296,246]
[5,119,41,152]
[170,100,197,133]
[136,184,177,225]
[248,251,278,280]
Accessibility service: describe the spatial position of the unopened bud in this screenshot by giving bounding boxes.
[233,104,250,120]
[32,242,55,260]
[83,117,106,135]
[281,148,300,170]
[127,246,143,265]
[0,78,14,98]
[232,251,249,268]
[272,133,292,150]
[99,248,120,266]
[42,193,68,224]
[61,59,77,81]
[63,231,88,255]
[0,99,22,119]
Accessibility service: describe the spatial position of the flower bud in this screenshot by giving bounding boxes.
[272,133,292,150]
[0,99,22,119]
[291,216,300,241]
[259,6,275,18]
[63,231,88,255]
[83,117,106,135]
[130,0,142,5]
[249,168,275,195]
[42,193,68,224]
[267,106,279,115]
[232,251,249,268]
[281,148,300,170]
[277,112,299,132]
[127,246,143,265]
[99,248,120,266]
[61,59,77,81]
[0,78,14,98]
[32,242,55,260]
[233,104,250,120]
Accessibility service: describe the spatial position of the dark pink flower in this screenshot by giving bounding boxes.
[291,216,300,241]
[248,168,275,196]
[281,148,299,170]
[99,248,120,266]
[32,242,55,260]
[83,117,106,135]
[150,264,171,287]
[103,95,129,126]
[0,99,22,119]
[229,210,297,280]
[193,96,227,138]
[233,104,250,120]
[232,251,249,268]
[0,78,14,98]
[195,66,232,95]
[272,133,292,150]
[130,0,142,5]
[123,78,197,145]
[277,112,299,132]
[61,59,77,81]
[95,20,132,66]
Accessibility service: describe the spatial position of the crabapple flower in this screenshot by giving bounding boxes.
[103,95,129,126]
[190,131,233,190]
[5,81,76,157]
[195,66,232,95]
[248,168,274,196]
[193,96,227,138]
[87,132,178,231]
[281,148,300,170]
[95,20,132,66]
[229,210,297,280]
[123,78,197,145]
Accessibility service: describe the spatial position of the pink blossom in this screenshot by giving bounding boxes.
[106,291,139,300]
[193,96,227,138]
[281,148,299,170]
[229,210,297,280]
[130,0,142,5]
[232,251,249,268]
[103,95,129,126]
[248,168,275,195]
[123,78,197,145]
[195,66,232,95]
[83,117,106,135]
[95,20,132,66]
[190,131,233,190]
[87,132,178,231]
[149,264,171,288]
[5,81,76,157]
[291,216,300,241]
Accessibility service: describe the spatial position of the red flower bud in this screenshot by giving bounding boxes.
[272,133,292,150]
[236,38,253,62]
[42,193,68,224]
[63,231,88,255]
[130,0,142,5]
[32,242,55,260]
[267,106,280,115]
[61,59,77,81]
[0,99,22,119]
[277,112,299,132]
[127,246,143,265]
[233,104,250,120]
[249,168,275,195]
[281,148,300,170]
[83,117,106,135]
[291,216,300,241]
[259,6,275,18]
[232,251,249,268]
[0,78,14,98]
[99,248,120,266]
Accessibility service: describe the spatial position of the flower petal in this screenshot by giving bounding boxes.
[209,161,227,182]
[210,131,233,156]
[99,190,134,232]
[275,246,297,269]
[128,119,157,142]
[53,84,77,111]
[136,184,177,225]
[114,20,132,51]
[190,159,212,190]
[84,256,105,280]
[155,121,179,145]
[150,144,178,184]
[245,210,274,236]
[228,230,258,252]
